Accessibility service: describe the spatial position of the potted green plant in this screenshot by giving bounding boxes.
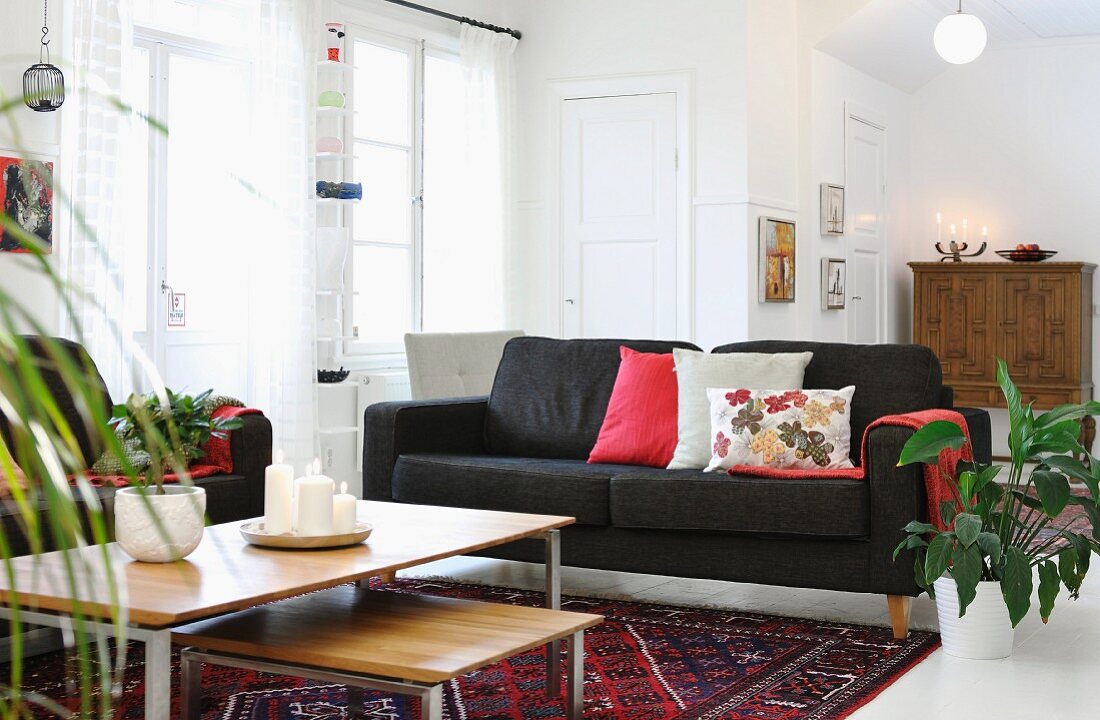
[108,388,241,562]
[895,359,1100,658]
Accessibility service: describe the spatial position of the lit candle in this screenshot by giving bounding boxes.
[950,223,957,240]
[962,218,969,242]
[333,482,357,534]
[936,212,943,244]
[295,458,334,537]
[982,225,989,240]
[264,449,294,535]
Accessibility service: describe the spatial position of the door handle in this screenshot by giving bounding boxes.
[160,280,173,295]
[564,298,575,305]
[851,295,862,301]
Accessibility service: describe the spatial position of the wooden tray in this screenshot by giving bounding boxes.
[240,521,373,549]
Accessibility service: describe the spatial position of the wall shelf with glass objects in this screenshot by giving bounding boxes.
[316,289,358,296]
[317,60,353,72]
[313,196,359,204]
[314,153,358,161]
[317,335,359,342]
[317,107,355,117]
[318,426,358,435]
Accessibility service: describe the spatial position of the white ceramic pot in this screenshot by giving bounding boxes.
[114,485,206,563]
[933,575,1015,659]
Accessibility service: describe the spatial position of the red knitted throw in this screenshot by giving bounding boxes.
[85,405,261,488]
[728,408,973,531]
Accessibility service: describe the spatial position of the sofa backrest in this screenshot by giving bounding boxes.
[712,340,944,465]
[0,337,114,470]
[485,337,700,460]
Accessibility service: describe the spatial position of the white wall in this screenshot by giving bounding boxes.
[502,0,750,350]
[806,49,912,344]
[0,1,63,335]
[911,40,1100,455]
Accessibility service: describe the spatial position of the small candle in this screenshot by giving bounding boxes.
[264,449,294,535]
[333,482,357,534]
[296,458,334,537]
[962,218,969,242]
[982,225,989,239]
[950,223,957,239]
[936,212,943,244]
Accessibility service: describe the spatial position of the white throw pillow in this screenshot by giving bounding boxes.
[667,350,813,470]
[704,386,857,472]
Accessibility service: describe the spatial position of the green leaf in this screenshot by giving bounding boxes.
[1000,546,1033,627]
[976,532,1002,565]
[925,533,953,585]
[903,521,937,535]
[1010,489,1044,512]
[916,551,935,598]
[1067,497,1100,542]
[958,470,977,502]
[940,500,959,528]
[1038,560,1060,623]
[1034,401,1100,429]
[997,358,1026,464]
[1059,547,1083,598]
[954,512,981,547]
[1042,455,1100,500]
[897,420,968,466]
[893,534,928,561]
[1034,471,1072,518]
[951,544,983,616]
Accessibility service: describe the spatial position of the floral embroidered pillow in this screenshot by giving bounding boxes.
[704,386,857,472]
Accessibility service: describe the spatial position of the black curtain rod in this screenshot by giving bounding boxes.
[381,0,522,40]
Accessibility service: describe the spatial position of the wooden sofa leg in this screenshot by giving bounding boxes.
[887,595,912,640]
[376,571,397,584]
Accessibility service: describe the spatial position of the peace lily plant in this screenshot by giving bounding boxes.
[895,359,1100,657]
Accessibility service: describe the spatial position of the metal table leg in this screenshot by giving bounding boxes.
[542,529,561,698]
[566,630,585,720]
[181,648,202,720]
[421,684,443,720]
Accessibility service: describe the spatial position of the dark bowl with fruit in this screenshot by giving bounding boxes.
[996,243,1057,262]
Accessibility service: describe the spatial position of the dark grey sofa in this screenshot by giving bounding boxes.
[363,337,992,637]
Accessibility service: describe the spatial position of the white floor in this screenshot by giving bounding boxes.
[400,555,1100,720]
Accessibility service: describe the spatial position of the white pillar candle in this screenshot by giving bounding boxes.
[296,458,334,536]
[264,450,294,535]
[936,212,942,244]
[333,482,357,534]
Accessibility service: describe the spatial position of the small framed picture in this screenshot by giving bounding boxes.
[821,258,846,310]
[759,217,796,303]
[820,183,845,235]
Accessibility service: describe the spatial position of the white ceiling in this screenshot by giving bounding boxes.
[816,0,1100,94]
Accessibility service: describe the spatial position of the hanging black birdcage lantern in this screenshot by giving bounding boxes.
[23,0,64,112]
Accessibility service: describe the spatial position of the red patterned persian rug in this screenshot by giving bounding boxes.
[10,579,939,719]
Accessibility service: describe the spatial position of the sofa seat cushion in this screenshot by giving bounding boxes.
[393,454,646,525]
[609,468,871,538]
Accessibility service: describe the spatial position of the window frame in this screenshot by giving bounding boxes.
[336,18,460,364]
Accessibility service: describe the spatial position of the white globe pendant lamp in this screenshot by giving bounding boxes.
[934,1,987,64]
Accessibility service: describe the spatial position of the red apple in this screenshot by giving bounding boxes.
[1016,244,1026,250]
[1027,243,1040,251]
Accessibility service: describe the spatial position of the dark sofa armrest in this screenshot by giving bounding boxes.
[864,424,929,595]
[363,397,489,501]
[229,413,273,518]
[954,406,993,465]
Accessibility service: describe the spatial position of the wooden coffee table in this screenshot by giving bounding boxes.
[0,501,573,720]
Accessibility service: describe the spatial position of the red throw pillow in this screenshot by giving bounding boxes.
[588,346,679,467]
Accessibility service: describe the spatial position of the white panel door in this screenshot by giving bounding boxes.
[846,116,887,344]
[562,93,677,338]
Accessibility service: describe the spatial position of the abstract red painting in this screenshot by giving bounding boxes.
[0,155,54,254]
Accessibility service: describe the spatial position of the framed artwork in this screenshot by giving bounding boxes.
[820,183,844,235]
[759,217,796,303]
[0,154,54,254]
[821,257,846,310]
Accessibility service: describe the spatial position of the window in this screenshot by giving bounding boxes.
[121,3,257,395]
[344,26,504,358]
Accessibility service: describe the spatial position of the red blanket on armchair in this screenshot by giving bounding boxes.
[727,408,974,531]
[85,405,261,488]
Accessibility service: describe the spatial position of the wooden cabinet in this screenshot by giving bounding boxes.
[910,262,1095,410]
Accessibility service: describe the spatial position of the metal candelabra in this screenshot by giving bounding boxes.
[934,240,987,263]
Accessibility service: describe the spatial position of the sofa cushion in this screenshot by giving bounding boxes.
[712,341,943,465]
[392,454,648,525]
[609,468,872,538]
[485,337,700,460]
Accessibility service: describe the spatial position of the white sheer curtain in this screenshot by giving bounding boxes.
[245,0,318,469]
[458,25,517,328]
[63,0,140,399]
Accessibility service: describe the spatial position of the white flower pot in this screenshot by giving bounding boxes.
[114,485,206,563]
[933,575,1015,659]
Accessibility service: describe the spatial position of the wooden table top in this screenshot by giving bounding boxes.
[0,501,573,628]
[173,586,602,684]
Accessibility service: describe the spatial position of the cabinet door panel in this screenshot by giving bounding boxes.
[998,273,1077,385]
[916,272,995,382]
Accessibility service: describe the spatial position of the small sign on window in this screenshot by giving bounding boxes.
[168,292,186,327]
